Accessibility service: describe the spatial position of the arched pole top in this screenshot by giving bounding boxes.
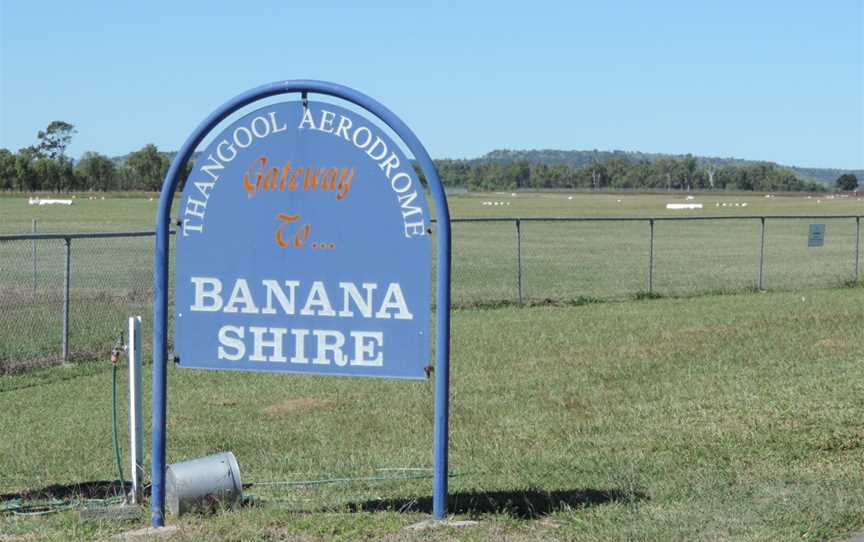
[156,80,450,233]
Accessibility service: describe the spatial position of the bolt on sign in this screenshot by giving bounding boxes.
[151,81,452,528]
[175,101,431,378]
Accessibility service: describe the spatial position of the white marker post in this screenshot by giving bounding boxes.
[128,316,144,503]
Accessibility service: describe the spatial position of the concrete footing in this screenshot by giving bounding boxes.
[405,519,479,531]
[116,525,179,540]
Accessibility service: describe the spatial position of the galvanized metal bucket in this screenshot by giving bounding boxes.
[165,452,242,515]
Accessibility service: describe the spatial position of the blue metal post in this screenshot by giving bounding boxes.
[151,204,169,527]
[429,172,451,522]
[152,80,451,526]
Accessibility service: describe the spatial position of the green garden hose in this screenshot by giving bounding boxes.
[0,496,126,516]
[0,361,128,516]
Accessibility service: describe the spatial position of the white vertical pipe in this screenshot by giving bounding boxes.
[128,316,144,503]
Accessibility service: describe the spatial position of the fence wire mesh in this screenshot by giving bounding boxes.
[763,218,858,290]
[449,221,518,306]
[521,220,650,302]
[0,233,175,373]
[653,219,762,296]
[68,236,155,365]
[0,216,860,371]
[0,237,65,371]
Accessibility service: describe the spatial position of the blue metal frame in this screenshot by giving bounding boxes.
[152,80,451,527]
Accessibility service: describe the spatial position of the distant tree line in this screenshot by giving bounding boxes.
[0,121,189,192]
[433,155,832,192]
[0,120,854,194]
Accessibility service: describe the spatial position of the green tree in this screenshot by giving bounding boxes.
[31,156,76,192]
[0,149,15,191]
[32,158,58,191]
[501,161,531,189]
[681,155,698,190]
[36,121,76,159]
[653,157,677,190]
[126,144,169,191]
[13,148,38,191]
[76,152,118,191]
[836,173,859,192]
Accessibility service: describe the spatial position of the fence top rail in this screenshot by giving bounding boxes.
[437,215,864,223]
[0,230,177,242]
[1,215,861,240]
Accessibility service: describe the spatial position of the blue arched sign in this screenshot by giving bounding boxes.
[152,81,451,526]
[176,101,431,378]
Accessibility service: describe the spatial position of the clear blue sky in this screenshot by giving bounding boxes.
[1,1,861,168]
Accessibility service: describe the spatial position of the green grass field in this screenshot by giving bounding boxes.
[3,191,863,233]
[1,192,861,368]
[1,192,864,540]
[2,288,864,540]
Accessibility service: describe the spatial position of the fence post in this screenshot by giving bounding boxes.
[62,237,71,362]
[515,218,523,305]
[31,219,37,292]
[648,219,655,294]
[855,216,860,283]
[757,217,766,290]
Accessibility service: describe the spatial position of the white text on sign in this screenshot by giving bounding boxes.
[187,277,415,368]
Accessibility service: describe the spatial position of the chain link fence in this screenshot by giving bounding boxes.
[1,215,860,371]
[0,231,173,373]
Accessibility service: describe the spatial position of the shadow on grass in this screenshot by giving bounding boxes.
[342,488,647,519]
[0,480,130,503]
[448,296,604,311]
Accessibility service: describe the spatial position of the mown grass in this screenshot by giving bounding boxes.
[2,190,863,233]
[2,287,864,540]
[1,191,863,539]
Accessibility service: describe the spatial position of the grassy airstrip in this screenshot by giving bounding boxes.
[3,190,863,232]
[1,191,864,540]
[1,191,862,368]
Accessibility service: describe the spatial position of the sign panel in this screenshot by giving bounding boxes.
[808,223,825,247]
[174,101,431,379]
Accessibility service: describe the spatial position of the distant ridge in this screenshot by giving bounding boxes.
[477,149,863,186]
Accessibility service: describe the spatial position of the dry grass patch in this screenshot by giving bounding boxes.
[263,398,337,417]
